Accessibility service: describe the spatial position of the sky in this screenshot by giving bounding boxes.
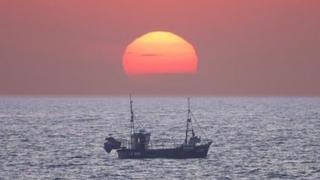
[1,0,320,95]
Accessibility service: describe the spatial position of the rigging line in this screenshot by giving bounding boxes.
[132,114,144,129]
[190,111,208,139]
[135,119,144,129]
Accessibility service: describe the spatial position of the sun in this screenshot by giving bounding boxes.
[122,31,198,75]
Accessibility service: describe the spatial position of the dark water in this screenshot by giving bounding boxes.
[1,97,320,179]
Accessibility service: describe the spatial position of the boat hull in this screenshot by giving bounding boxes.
[116,143,211,159]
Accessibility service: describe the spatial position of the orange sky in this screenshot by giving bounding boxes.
[1,0,320,95]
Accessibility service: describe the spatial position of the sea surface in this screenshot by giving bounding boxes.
[0,96,320,179]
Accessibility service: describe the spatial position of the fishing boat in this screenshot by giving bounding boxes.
[104,96,212,159]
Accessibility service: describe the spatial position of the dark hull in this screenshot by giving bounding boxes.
[116,143,211,159]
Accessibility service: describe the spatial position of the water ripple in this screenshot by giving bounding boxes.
[0,96,320,179]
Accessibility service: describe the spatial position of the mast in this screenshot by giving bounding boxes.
[185,97,192,144]
[130,94,134,134]
[129,94,135,149]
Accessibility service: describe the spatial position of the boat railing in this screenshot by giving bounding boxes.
[118,138,211,149]
[149,139,183,149]
[119,139,130,149]
[201,138,212,144]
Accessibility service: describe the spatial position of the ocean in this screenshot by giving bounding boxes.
[0,96,319,179]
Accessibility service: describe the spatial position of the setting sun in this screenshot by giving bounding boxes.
[123,31,198,75]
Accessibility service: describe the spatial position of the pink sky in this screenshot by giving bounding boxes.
[1,0,320,95]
